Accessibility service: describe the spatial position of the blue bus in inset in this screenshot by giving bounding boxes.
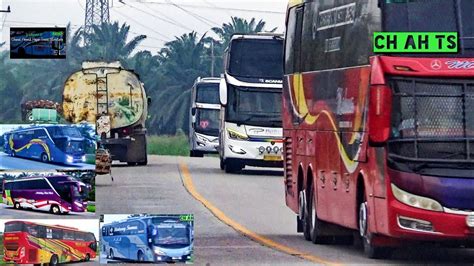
[101,215,194,263]
[4,125,87,165]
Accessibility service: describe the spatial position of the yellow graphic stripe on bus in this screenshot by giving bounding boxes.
[291,74,361,173]
[349,70,369,145]
[9,136,51,160]
[28,236,83,262]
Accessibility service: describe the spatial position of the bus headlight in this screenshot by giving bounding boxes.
[66,155,74,163]
[154,247,166,256]
[391,184,443,212]
[228,130,249,141]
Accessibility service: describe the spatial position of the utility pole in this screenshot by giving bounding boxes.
[84,0,110,43]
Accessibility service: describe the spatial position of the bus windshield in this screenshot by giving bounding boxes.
[46,126,84,154]
[195,109,219,136]
[227,85,282,127]
[383,0,474,56]
[196,83,220,104]
[228,39,283,79]
[5,222,24,232]
[153,223,190,248]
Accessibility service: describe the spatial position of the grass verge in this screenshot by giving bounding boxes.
[148,134,189,156]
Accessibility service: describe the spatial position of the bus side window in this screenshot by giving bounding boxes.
[52,228,63,239]
[37,225,46,238]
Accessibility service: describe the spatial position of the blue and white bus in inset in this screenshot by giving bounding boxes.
[3,125,87,165]
[101,215,194,263]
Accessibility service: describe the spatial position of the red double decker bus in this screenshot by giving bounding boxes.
[3,220,97,265]
[283,0,474,259]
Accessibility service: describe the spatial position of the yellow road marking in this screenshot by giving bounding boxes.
[179,162,342,266]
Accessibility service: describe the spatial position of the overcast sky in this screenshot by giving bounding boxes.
[1,0,288,51]
[0,219,100,239]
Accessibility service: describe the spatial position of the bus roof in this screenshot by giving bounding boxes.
[230,33,284,42]
[104,215,187,226]
[7,124,79,133]
[5,220,83,232]
[4,174,72,183]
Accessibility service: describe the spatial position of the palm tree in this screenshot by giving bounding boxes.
[212,17,277,49]
[152,32,211,134]
[86,22,146,63]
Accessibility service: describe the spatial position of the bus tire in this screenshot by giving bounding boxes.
[137,250,145,261]
[11,150,15,157]
[225,159,242,174]
[50,205,61,215]
[137,155,148,166]
[14,202,21,209]
[359,194,392,259]
[110,249,114,259]
[49,254,59,266]
[219,157,225,170]
[41,153,49,163]
[304,180,329,244]
[85,253,90,261]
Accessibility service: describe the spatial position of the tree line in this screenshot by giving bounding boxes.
[0,17,276,135]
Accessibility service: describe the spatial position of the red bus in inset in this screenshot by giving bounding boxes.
[283,0,474,259]
[3,220,97,265]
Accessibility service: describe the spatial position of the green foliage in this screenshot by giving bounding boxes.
[147,134,189,156]
[0,17,275,135]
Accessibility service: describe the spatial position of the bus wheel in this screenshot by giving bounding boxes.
[137,251,145,261]
[359,196,392,259]
[50,205,61,215]
[219,157,225,170]
[110,249,114,259]
[85,253,90,261]
[14,202,21,209]
[49,254,59,266]
[225,160,242,174]
[41,153,49,163]
[11,151,15,157]
[304,181,329,244]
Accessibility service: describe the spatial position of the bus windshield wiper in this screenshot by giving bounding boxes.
[413,152,467,173]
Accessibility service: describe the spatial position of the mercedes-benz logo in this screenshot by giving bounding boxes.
[431,60,442,70]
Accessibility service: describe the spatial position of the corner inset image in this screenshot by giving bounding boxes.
[1,219,98,265]
[0,123,96,170]
[1,171,96,218]
[100,214,194,264]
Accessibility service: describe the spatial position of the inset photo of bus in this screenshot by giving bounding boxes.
[100,214,194,264]
[0,123,96,170]
[0,171,96,218]
[0,219,98,265]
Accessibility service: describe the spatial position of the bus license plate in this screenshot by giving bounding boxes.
[264,155,282,161]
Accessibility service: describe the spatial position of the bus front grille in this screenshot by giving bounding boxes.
[5,242,19,251]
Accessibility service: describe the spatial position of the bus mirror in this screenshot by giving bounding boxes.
[368,85,392,144]
[147,97,152,106]
[219,78,227,106]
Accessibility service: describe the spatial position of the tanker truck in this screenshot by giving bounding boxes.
[62,61,149,166]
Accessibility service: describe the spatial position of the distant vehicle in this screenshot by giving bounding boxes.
[102,215,194,263]
[2,175,90,214]
[283,0,474,259]
[189,77,221,157]
[219,33,284,173]
[3,220,97,265]
[4,125,87,165]
[63,62,150,166]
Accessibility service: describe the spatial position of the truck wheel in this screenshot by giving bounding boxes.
[49,254,59,266]
[359,194,392,259]
[138,156,148,166]
[41,153,49,163]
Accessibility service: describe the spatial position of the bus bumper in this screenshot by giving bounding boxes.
[376,190,474,244]
[223,138,283,168]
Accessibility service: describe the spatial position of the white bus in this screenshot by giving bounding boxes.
[189,77,221,157]
[219,34,284,173]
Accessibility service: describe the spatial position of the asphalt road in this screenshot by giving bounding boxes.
[0,152,95,170]
[0,204,97,219]
[96,155,474,265]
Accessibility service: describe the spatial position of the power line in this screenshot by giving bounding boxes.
[111,8,170,42]
[165,0,218,28]
[134,1,285,15]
